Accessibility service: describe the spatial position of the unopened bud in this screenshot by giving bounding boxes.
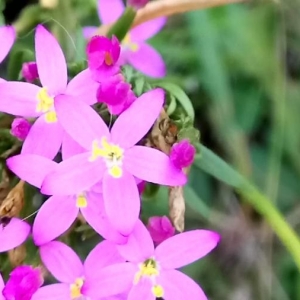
[128,0,149,9]
[147,216,175,244]
[21,62,38,83]
[11,118,31,141]
[170,139,196,169]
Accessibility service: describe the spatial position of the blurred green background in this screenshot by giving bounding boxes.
[1,0,300,299]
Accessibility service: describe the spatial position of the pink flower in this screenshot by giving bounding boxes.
[128,0,149,9]
[40,89,187,236]
[32,240,125,300]
[6,154,125,246]
[10,118,32,141]
[86,220,220,299]
[0,25,99,159]
[87,35,120,81]
[170,139,196,169]
[0,217,30,253]
[21,62,39,83]
[83,0,166,78]
[147,216,175,244]
[0,25,15,65]
[2,266,43,300]
[97,73,136,115]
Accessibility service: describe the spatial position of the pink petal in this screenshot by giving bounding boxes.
[84,263,136,299]
[21,115,64,159]
[39,241,83,283]
[130,18,166,42]
[31,284,70,300]
[0,218,30,252]
[155,230,220,269]
[98,0,124,24]
[84,240,125,280]
[103,171,140,235]
[35,25,67,95]
[0,25,15,63]
[117,219,154,263]
[6,154,57,188]
[33,195,78,246]
[41,153,105,196]
[61,133,86,160]
[0,81,40,117]
[55,95,109,150]
[124,146,187,186]
[66,69,99,105]
[111,88,164,149]
[81,192,127,244]
[158,269,207,300]
[82,26,98,39]
[128,280,155,300]
[127,43,166,77]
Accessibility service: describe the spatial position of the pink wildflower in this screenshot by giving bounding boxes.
[6,154,125,246]
[83,0,166,77]
[0,25,15,64]
[0,25,99,159]
[147,216,175,244]
[87,35,120,81]
[21,62,39,83]
[170,139,196,169]
[40,89,187,235]
[10,118,32,141]
[86,220,220,299]
[0,217,30,253]
[128,0,149,9]
[32,240,126,300]
[96,73,136,115]
[2,265,43,300]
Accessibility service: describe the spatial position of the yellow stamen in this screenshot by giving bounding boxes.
[123,34,139,52]
[36,88,54,113]
[134,259,159,284]
[45,111,57,123]
[152,285,164,298]
[104,52,113,65]
[70,278,84,299]
[89,137,124,178]
[76,194,87,208]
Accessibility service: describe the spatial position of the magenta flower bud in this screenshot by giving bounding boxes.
[10,118,31,141]
[2,265,43,300]
[147,216,175,244]
[170,139,196,169]
[87,35,121,81]
[137,180,146,195]
[97,74,136,115]
[128,0,149,9]
[21,62,38,83]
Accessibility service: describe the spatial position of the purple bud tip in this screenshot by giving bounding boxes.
[86,36,121,81]
[2,265,44,300]
[21,62,39,83]
[10,118,31,141]
[96,73,136,115]
[128,0,149,9]
[147,216,175,244]
[170,139,196,169]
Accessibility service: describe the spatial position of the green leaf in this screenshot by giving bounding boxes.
[152,81,195,122]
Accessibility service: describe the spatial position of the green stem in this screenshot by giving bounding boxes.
[240,183,300,270]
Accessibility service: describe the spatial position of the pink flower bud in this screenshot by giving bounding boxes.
[97,74,136,115]
[2,265,43,300]
[137,180,146,195]
[10,118,31,141]
[21,62,38,83]
[147,216,175,244]
[128,0,149,9]
[170,139,196,169]
[87,36,120,81]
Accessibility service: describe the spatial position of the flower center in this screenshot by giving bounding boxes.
[122,34,139,52]
[89,137,124,178]
[70,278,84,299]
[36,88,57,123]
[134,258,164,297]
[104,52,113,66]
[76,194,87,208]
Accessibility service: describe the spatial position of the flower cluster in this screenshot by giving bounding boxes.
[0,20,219,300]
